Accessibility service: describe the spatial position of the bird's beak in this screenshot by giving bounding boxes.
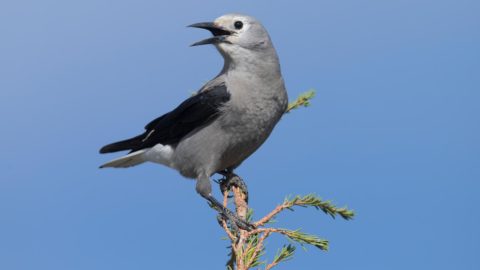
[188,22,232,46]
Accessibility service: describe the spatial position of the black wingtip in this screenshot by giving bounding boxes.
[99,134,144,154]
[99,142,126,154]
[99,146,109,154]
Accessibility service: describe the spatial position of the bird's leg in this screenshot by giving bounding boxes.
[196,175,254,231]
[218,170,249,203]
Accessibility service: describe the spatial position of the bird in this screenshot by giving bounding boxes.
[99,13,288,230]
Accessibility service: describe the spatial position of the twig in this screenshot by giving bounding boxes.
[245,231,270,269]
[254,203,288,227]
[285,90,315,113]
[222,190,237,242]
[232,186,248,221]
[265,261,277,270]
[265,244,295,270]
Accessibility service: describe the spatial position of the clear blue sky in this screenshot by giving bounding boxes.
[1,0,479,269]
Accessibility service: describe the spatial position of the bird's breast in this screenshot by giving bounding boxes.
[218,86,286,155]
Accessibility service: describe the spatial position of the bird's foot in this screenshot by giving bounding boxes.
[218,208,255,232]
[217,213,254,234]
[207,194,254,232]
[218,172,249,203]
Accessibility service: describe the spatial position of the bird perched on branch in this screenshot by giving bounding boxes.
[99,14,288,230]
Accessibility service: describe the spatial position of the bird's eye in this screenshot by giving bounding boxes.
[234,21,243,30]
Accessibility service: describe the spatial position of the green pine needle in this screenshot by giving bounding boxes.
[282,229,329,251]
[286,89,316,113]
[284,194,355,220]
[243,235,265,268]
[246,208,254,223]
[272,244,296,264]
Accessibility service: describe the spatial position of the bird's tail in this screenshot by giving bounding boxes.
[99,134,144,154]
[99,149,147,168]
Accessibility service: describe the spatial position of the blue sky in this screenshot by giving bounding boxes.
[1,0,479,269]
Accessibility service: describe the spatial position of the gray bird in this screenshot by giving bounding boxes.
[99,13,288,229]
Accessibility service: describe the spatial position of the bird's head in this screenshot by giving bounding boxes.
[189,14,275,58]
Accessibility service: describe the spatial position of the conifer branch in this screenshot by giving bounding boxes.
[284,194,355,220]
[214,91,354,270]
[219,186,354,270]
[254,193,354,228]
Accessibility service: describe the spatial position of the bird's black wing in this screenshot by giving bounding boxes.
[99,83,230,154]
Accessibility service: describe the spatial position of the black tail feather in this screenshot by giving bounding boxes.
[99,134,144,154]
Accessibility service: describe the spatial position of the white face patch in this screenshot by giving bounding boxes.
[213,14,270,53]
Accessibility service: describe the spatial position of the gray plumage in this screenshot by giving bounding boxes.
[100,14,288,220]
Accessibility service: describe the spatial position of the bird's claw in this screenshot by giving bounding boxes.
[218,210,255,232]
[219,173,249,203]
[212,172,253,231]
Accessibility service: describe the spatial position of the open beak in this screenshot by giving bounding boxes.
[188,22,232,46]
